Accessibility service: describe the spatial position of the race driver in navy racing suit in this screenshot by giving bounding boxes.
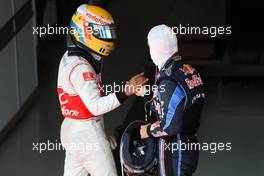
[140,24,205,176]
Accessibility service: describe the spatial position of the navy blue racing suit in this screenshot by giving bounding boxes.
[147,56,205,176]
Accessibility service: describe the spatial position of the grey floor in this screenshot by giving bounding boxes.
[0,39,264,176]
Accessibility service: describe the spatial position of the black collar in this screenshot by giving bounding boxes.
[67,36,102,74]
[162,53,182,69]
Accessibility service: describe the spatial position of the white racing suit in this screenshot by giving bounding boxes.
[57,50,126,176]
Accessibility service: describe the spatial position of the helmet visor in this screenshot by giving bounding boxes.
[90,23,117,40]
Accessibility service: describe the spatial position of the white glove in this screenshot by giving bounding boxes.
[107,134,117,150]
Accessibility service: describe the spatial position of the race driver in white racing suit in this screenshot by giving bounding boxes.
[57,5,148,176]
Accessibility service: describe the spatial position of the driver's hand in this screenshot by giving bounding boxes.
[125,73,149,96]
[140,124,151,139]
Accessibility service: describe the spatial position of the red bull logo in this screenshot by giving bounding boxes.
[185,75,203,89]
[180,64,195,75]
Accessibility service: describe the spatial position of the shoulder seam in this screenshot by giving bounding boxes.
[68,62,95,90]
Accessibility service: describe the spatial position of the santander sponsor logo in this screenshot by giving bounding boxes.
[86,12,111,25]
[61,106,79,117]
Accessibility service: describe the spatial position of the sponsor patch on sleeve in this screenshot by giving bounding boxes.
[83,72,96,81]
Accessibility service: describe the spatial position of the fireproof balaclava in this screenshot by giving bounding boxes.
[147,24,178,70]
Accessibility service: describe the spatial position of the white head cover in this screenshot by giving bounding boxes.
[147,24,178,70]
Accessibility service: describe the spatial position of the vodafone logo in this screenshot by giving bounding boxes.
[57,88,93,119]
[61,106,79,117]
[86,13,111,25]
[59,92,68,105]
